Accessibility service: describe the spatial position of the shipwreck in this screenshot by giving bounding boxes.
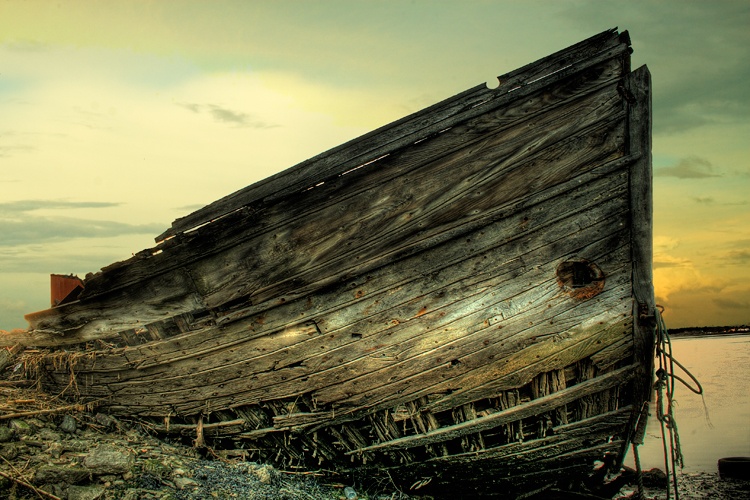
[6,28,655,497]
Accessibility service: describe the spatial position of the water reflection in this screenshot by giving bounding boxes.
[633,335,750,473]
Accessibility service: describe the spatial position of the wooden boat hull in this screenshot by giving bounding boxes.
[12,29,654,496]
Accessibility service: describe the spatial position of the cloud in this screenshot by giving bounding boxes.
[653,235,726,302]
[0,144,35,158]
[0,199,119,213]
[0,131,36,158]
[0,200,162,247]
[724,249,750,265]
[0,216,163,247]
[4,39,50,52]
[653,261,687,270]
[655,156,720,179]
[562,2,750,135]
[714,297,750,310]
[691,196,714,204]
[178,102,276,128]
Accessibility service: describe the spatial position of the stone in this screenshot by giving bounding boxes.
[47,441,64,459]
[83,444,134,475]
[173,476,199,490]
[642,468,668,487]
[65,439,92,452]
[251,464,275,484]
[67,484,106,500]
[0,442,25,460]
[59,414,78,433]
[35,427,63,442]
[0,425,14,442]
[40,483,67,498]
[142,458,171,478]
[94,413,118,430]
[33,464,89,485]
[120,491,140,500]
[9,419,32,436]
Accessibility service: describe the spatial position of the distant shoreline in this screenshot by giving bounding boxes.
[668,325,750,337]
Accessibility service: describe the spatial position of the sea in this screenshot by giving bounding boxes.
[628,334,750,474]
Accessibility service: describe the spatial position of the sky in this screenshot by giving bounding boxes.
[1,0,748,331]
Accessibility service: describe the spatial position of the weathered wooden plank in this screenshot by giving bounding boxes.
[423,406,632,465]
[157,29,628,241]
[494,29,626,92]
[23,268,205,342]
[41,282,632,418]
[624,64,654,463]
[54,258,624,414]
[45,197,636,400]
[422,315,632,414]
[215,153,635,329]
[344,365,634,454]
[99,243,631,416]
[106,183,632,382]
[627,66,653,310]
[591,335,633,371]
[48,200,619,392]
[300,233,633,412]
[36,168,630,379]
[394,455,617,498]
[191,114,627,314]
[329,305,632,416]
[152,85,627,309]
[626,65,655,403]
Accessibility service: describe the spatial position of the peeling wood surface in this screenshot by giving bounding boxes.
[10,28,654,498]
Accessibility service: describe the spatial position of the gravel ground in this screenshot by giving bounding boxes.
[636,471,750,500]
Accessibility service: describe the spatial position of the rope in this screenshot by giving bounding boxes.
[653,306,708,500]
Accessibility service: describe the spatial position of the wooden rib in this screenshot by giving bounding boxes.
[345,364,634,454]
[423,406,632,465]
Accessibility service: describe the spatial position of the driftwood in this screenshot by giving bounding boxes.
[0,344,22,371]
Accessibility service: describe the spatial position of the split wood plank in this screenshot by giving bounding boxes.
[344,364,634,454]
[92,204,636,406]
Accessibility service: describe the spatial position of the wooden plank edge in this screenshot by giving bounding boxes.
[345,364,635,455]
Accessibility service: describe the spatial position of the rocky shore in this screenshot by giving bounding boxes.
[0,383,380,500]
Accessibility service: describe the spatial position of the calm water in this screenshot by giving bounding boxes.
[631,335,750,473]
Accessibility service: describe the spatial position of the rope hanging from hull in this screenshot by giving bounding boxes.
[653,306,707,500]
